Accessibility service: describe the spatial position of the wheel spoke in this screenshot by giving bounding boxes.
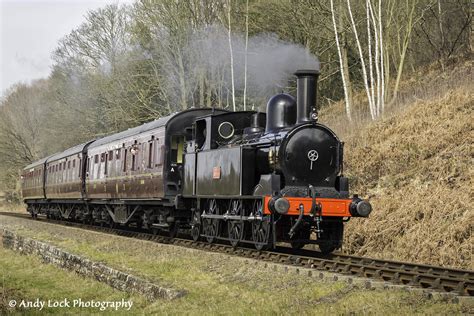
[251,200,270,250]
[228,199,244,247]
[203,199,219,243]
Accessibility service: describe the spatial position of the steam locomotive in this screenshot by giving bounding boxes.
[21,69,371,253]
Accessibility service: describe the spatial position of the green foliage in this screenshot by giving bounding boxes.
[0,247,146,314]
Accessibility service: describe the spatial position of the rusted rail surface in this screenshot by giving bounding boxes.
[1,211,472,296]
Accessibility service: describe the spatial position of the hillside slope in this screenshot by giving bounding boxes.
[339,85,473,269]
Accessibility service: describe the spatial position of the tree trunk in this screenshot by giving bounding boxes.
[199,73,204,107]
[206,78,212,108]
[227,0,236,111]
[177,52,187,111]
[347,0,376,119]
[331,0,352,121]
[243,0,249,111]
[341,36,353,116]
[391,2,415,103]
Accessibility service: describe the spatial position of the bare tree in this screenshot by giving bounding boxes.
[330,0,352,120]
[243,0,249,111]
[0,82,48,188]
[227,0,236,111]
[378,0,385,113]
[347,0,376,119]
[54,3,130,74]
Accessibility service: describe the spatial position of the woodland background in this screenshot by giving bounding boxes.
[0,0,471,197]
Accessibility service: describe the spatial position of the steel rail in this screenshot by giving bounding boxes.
[1,211,472,296]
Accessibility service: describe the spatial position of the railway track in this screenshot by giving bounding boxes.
[1,211,473,297]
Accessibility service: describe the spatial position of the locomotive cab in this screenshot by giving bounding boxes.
[192,111,259,150]
[183,111,260,197]
[163,109,228,196]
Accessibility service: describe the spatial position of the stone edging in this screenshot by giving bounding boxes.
[1,229,186,300]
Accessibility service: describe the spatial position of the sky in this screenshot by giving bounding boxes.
[0,0,133,98]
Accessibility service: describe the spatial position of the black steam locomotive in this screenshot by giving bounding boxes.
[21,69,371,253]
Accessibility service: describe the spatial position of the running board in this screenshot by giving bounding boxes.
[201,214,263,221]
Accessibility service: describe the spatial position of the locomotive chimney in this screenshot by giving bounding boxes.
[295,69,319,123]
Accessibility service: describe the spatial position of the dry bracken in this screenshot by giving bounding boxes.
[338,87,473,269]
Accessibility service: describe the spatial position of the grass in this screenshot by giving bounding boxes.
[0,203,25,213]
[0,246,146,315]
[0,215,469,315]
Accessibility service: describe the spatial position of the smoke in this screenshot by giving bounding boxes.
[149,25,319,110]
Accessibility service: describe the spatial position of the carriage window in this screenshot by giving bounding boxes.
[155,144,164,166]
[148,141,153,168]
[171,136,185,164]
[116,149,121,160]
[101,153,105,162]
[68,161,71,169]
[94,155,99,164]
[123,150,127,172]
[73,159,75,168]
[104,153,108,175]
[108,151,113,160]
[195,120,207,149]
[131,147,136,171]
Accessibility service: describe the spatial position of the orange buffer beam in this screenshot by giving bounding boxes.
[264,196,352,217]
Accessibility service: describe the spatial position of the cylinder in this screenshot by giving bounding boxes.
[295,69,319,124]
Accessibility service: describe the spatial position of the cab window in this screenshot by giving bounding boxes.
[170,136,185,164]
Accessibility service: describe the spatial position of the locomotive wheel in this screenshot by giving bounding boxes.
[252,219,271,251]
[82,216,92,225]
[203,199,220,243]
[191,211,201,242]
[168,222,178,238]
[251,200,271,250]
[228,200,244,247]
[318,243,337,254]
[228,221,244,247]
[318,221,344,254]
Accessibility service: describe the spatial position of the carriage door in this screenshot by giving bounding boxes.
[168,135,185,194]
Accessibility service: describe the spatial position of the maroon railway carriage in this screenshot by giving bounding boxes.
[22,108,225,231]
[21,157,48,202]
